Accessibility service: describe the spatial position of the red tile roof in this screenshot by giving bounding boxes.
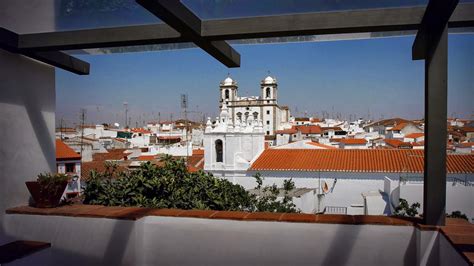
[338,138,367,145]
[389,122,408,131]
[405,133,424,139]
[295,117,310,121]
[365,118,410,128]
[384,139,413,149]
[56,139,81,161]
[192,149,204,155]
[322,126,343,131]
[187,153,204,172]
[296,125,322,134]
[131,128,151,134]
[307,141,337,149]
[458,142,474,148]
[92,149,130,161]
[249,149,473,173]
[137,155,156,161]
[275,128,298,134]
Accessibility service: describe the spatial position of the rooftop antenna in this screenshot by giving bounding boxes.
[123,101,128,128]
[79,108,86,156]
[181,94,189,165]
[59,117,64,140]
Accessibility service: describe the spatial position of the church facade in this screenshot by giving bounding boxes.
[219,75,290,136]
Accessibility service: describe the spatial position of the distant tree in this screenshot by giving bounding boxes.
[393,198,420,217]
[447,211,468,221]
[83,156,298,213]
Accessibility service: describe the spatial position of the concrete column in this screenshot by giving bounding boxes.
[423,26,448,226]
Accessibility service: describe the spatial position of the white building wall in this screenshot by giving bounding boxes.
[212,170,474,217]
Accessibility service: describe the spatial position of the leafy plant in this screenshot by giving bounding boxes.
[83,156,298,213]
[393,198,420,217]
[447,210,468,221]
[37,172,69,196]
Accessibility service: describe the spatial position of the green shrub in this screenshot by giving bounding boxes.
[83,156,298,213]
[394,198,420,217]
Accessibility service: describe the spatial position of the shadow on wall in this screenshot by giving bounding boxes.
[0,49,56,242]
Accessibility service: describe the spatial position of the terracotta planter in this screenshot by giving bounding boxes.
[25,181,68,208]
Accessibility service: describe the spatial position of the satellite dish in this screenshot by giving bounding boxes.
[114,122,120,127]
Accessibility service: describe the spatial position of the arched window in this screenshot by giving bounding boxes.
[225,89,230,99]
[253,112,258,120]
[244,112,249,121]
[266,87,271,98]
[236,112,242,121]
[215,139,223,162]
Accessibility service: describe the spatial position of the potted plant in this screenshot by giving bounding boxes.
[25,173,69,208]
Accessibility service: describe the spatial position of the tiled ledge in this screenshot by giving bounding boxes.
[6,205,419,225]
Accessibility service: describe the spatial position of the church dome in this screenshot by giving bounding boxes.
[221,76,236,86]
[263,75,276,84]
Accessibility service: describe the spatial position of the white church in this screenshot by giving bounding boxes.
[219,75,290,136]
[203,85,474,216]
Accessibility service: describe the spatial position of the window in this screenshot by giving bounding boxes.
[266,87,271,98]
[215,139,223,163]
[266,131,270,135]
[266,110,270,115]
[266,120,270,125]
[244,112,249,121]
[65,163,75,173]
[253,112,258,120]
[237,112,242,121]
[225,89,229,99]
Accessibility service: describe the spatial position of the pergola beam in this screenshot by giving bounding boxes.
[136,0,240,68]
[16,3,474,52]
[412,0,460,60]
[0,28,89,75]
[19,24,184,52]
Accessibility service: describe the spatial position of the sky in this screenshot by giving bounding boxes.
[56,34,473,127]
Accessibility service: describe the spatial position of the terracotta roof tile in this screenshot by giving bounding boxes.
[405,133,424,139]
[389,122,408,131]
[249,149,473,173]
[384,139,413,149]
[275,128,298,134]
[137,155,156,161]
[56,139,81,161]
[296,125,323,134]
[92,149,130,161]
[338,138,367,145]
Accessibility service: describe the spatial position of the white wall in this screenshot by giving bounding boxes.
[400,181,474,222]
[3,214,418,266]
[0,49,56,244]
